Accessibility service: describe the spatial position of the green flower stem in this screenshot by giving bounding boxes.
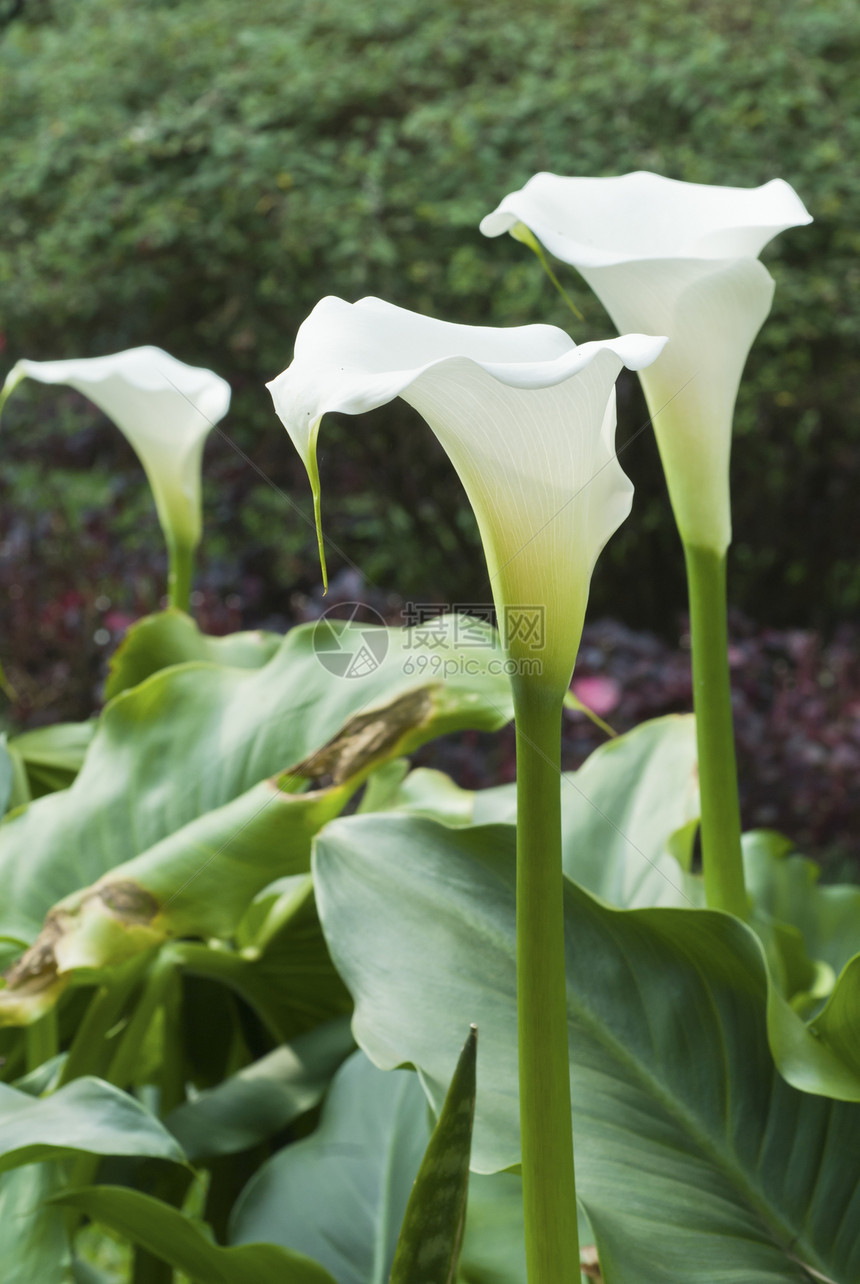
[58,955,150,1087]
[66,950,179,1237]
[684,544,747,918]
[512,678,580,1284]
[166,538,194,613]
[105,948,178,1090]
[25,1008,58,1072]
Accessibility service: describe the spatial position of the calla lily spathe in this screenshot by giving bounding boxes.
[267,296,665,695]
[1,346,230,569]
[481,172,812,554]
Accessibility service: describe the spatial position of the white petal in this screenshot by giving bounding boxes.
[480,171,812,265]
[268,297,666,694]
[267,295,661,473]
[577,256,775,551]
[5,347,230,550]
[481,173,811,552]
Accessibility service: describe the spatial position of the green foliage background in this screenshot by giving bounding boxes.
[1,0,858,626]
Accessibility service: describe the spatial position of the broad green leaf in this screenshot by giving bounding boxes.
[474,714,701,907]
[457,1173,526,1284]
[235,872,319,953]
[374,766,476,827]
[743,830,860,979]
[175,875,352,1043]
[358,766,860,1107]
[810,955,860,1084]
[7,721,96,798]
[457,1171,597,1284]
[0,1165,73,1284]
[0,617,512,1022]
[228,1045,532,1284]
[390,1024,477,1284]
[0,615,510,941]
[0,1075,185,1173]
[73,1202,133,1284]
[742,831,860,1100]
[230,1050,430,1284]
[372,716,700,868]
[766,970,860,1103]
[165,1016,354,1161]
[13,1052,66,1096]
[104,609,281,701]
[0,776,353,1024]
[314,814,860,1284]
[356,758,411,813]
[54,1186,337,1284]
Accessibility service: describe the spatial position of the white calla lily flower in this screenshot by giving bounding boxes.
[481,171,812,554]
[1,347,230,607]
[267,296,665,695]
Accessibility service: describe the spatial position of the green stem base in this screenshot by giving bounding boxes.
[167,539,194,613]
[25,1008,58,1073]
[513,681,580,1284]
[684,544,747,918]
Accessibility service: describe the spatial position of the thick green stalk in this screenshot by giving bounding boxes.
[105,949,177,1089]
[66,950,179,1237]
[513,679,580,1284]
[684,544,747,917]
[58,955,150,1086]
[25,1008,58,1072]
[166,537,194,613]
[58,985,127,1086]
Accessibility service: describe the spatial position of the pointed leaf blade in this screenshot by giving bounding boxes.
[390,1024,477,1284]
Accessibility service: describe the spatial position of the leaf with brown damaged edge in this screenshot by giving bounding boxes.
[0,659,507,1026]
[287,688,436,788]
[0,616,511,952]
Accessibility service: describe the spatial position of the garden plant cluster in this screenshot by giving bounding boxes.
[1,149,860,1284]
[2,0,859,634]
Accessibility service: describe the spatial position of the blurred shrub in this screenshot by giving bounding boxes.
[0,0,859,627]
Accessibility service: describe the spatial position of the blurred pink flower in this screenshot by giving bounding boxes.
[571,674,621,716]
